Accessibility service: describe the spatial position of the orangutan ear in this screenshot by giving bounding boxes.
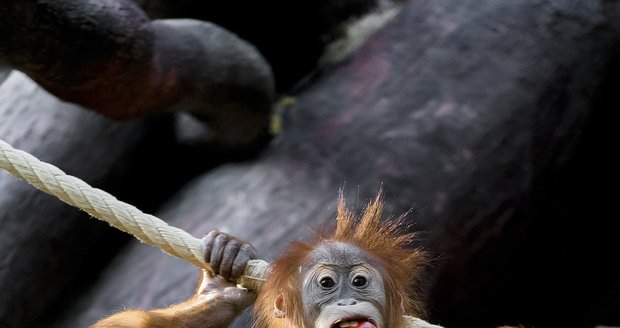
[274,293,286,318]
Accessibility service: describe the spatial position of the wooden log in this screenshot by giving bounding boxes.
[133,0,380,90]
[50,0,619,327]
[0,0,274,147]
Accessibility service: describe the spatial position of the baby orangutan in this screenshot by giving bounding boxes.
[93,194,438,328]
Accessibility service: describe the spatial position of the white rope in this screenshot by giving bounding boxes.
[0,138,268,291]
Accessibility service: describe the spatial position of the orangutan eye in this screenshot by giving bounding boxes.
[352,275,367,287]
[319,276,336,288]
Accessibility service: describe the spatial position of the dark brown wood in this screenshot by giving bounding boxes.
[133,0,379,91]
[603,0,620,35]
[0,0,274,147]
[49,1,619,328]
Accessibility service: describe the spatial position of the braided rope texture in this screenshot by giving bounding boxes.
[0,139,267,290]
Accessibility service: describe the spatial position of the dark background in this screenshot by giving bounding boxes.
[0,0,618,327]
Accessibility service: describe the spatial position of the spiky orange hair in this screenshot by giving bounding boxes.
[254,192,427,328]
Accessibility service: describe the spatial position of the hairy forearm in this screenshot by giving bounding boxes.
[93,237,256,328]
[92,294,239,328]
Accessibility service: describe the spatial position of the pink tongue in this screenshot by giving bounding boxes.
[353,322,376,328]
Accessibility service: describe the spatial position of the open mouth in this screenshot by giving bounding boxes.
[331,317,377,328]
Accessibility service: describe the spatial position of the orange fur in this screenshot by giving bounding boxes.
[92,294,238,328]
[254,191,428,328]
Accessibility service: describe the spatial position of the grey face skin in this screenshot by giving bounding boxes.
[301,241,386,328]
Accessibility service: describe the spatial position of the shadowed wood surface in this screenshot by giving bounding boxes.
[132,0,379,90]
[0,0,275,147]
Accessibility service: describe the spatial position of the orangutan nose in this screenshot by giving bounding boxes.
[337,298,358,306]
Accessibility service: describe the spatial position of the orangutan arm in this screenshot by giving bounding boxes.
[92,231,256,328]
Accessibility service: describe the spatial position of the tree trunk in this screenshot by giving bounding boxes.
[132,0,380,90]
[0,0,275,147]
